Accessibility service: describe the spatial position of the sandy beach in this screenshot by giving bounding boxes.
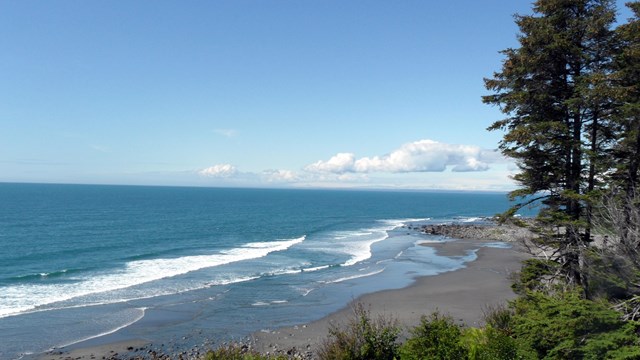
[39,340,149,360]
[39,226,530,360]
[251,238,529,358]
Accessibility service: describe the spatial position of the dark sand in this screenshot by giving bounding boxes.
[39,339,148,360]
[251,240,529,357]
[39,234,529,359]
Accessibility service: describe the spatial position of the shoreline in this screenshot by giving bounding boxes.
[251,240,529,358]
[39,340,149,360]
[38,222,531,360]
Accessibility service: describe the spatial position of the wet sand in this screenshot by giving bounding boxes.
[39,340,148,360]
[251,239,529,357]
[39,227,529,360]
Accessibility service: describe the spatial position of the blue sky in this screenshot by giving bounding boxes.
[0,1,633,190]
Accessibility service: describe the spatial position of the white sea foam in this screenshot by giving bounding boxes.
[386,217,431,225]
[0,236,305,319]
[297,287,314,296]
[323,268,385,284]
[55,307,147,349]
[303,265,330,272]
[295,218,427,271]
[481,242,511,249]
[341,232,388,267]
[459,217,483,223]
[320,218,428,268]
[418,239,448,244]
[376,259,392,265]
[338,219,408,266]
[268,268,303,276]
[206,276,261,287]
[333,231,373,240]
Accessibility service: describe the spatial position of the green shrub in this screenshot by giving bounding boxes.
[460,327,486,360]
[459,326,532,360]
[204,344,285,360]
[399,312,467,360]
[512,259,559,294]
[584,248,640,300]
[317,302,400,360]
[511,291,640,359]
[482,303,514,335]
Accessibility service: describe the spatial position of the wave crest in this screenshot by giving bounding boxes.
[0,236,306,319]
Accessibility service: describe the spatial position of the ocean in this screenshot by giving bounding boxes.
[0,183,525,359]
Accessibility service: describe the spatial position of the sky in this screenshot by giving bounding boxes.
[0,1,634,191]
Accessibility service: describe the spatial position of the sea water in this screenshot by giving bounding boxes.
[0,184,526,359]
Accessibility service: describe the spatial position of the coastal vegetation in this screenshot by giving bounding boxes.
[310,297,639,359]
[317,303,399,360]
[482,0,640,343]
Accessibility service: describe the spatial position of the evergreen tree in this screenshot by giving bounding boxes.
[483,0,618,292]
[611,1,640,246]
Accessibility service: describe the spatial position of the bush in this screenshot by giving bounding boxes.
[512,259,559,294]
[204,344,286,360]
[585,247,640,300]
[482,303,514,335]
[463,326,533,360]
[511,291,640,359]
[399,312,467,360]
[317,302,400,360]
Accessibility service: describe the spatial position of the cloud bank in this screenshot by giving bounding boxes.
[195,139,513,190]
[199,164,237,177]
[261,169,297,182]
[305,139,499,174]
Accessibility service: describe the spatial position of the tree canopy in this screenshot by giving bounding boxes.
[484,0,640,295]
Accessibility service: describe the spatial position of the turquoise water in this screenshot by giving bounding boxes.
[0,184,523,359]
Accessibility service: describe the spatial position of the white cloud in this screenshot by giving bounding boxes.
[199,164,238,177]
[262,169,298,182]
[305,153,356,174]
[305,140,498,174]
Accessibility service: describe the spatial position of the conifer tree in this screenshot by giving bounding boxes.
[483,0,618,291]
[611,2,640,246]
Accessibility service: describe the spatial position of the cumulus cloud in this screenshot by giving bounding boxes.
[305,153,356,174]
[199,164,238,177]
[305,140,498,174]
[262,169,298,182]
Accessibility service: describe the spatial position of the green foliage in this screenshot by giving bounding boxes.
[399,312,467,360]
[204,344,286,360]
[317,302,399,360]
[510,291,640,359]
[480,327,529,360]
[611,1,640,202]
[512,259,560,294]
[482,303,514,335]
[461,327,485,360]
[585,248,639,300]
[484,0,622,292]
[462,326,531,360]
